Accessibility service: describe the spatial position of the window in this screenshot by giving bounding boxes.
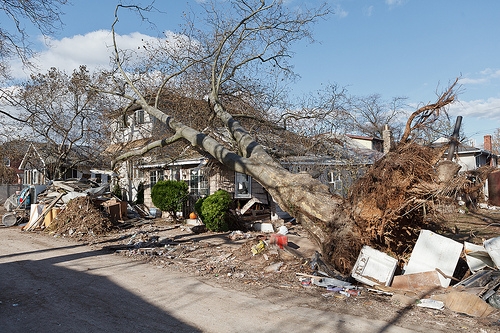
[168,166,181,181]
[134,110,145,124]
[328,171,343,191]
[150,170,164,188]
[190,169,209,197]
[235,172,251,198]
[64,168,78,180]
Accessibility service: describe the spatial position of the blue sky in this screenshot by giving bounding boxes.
[4,0,500,147]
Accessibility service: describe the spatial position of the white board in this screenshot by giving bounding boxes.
[404,230,462,287]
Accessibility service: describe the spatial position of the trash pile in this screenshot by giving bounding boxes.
[107,211,498,319]
[338,143,495,276]
[1,179,157,238]
[329,229,500,318]
[47,196,114,237]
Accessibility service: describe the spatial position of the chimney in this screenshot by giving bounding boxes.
[382,124,392,154]
[484,135,492,151]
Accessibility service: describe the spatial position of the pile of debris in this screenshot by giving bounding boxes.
[47,196,114,238]
[107,211,500,323]
[346,228,500,318]
[2,179,158,238]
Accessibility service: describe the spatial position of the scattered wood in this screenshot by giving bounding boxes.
[23,193,64,231]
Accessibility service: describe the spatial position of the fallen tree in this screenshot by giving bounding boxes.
[101,1,469,274]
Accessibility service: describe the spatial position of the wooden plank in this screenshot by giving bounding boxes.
[240,197,262,215]
[433,291,495,318]
[391,271,441,291]
[24,193,64,231]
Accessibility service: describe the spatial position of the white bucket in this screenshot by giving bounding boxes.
[2,213,17,227]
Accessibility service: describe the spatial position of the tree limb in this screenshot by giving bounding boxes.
[400,78,459,143]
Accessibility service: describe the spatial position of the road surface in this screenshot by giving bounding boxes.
[0,226,423,333]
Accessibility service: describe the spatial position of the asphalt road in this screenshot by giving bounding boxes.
[0,226,421,333]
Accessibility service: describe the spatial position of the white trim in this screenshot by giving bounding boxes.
[137,158,207,169]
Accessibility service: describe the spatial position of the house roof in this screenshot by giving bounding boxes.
[346,134,383,142]
[431,138,498,157]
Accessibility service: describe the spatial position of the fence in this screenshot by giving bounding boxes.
[0,184,24,204]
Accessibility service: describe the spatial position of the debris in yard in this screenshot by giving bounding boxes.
[351,245,398,287]
[253,222,274,233]
[269,233,288,249]
[310,251,340,278]
[432,291,495,318]
[416,298,444,310]
[47,196,114,238]
[277,225,288,235]
[264,262,283,272]
[464,241,495,273]
[391,271,442,291]
[23,192,64,231]
[228,230,251,240]
[2,212,17,227]
[484,236,500,268]
[489,291,500,309]
[403,230,463,287]
[251,240,266,255]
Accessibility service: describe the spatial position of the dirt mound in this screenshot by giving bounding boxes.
[48,196,115,238]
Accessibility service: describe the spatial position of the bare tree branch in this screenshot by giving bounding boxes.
[400,78,460,143]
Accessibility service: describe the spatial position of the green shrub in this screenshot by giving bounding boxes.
[151,180,189,219]
[196,189,231,232]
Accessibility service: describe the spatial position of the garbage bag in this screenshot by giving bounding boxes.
[4,194,18,212]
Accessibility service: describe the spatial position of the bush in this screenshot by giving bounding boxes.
[196,189,232,232]
[151,180,189,219]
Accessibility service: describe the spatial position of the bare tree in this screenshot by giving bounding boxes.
[0,0,69,129]
[12,66,110,179]
[347,94,407,140]
[274,83,351,136]
[0,0,67,74]
[103,0,458,273]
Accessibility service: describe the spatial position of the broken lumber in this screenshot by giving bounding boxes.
[23,193,64,231]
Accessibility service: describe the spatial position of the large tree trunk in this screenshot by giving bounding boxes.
[118,100,358,273]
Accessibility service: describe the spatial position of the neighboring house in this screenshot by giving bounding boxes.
[346,134,384,152]
[18,143,109,186]
[0,155,23,204]
[280,134,384,197]
[433,135,498,171]
[107,107,269,213]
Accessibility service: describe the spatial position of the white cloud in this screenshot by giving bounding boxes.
[8,30,164,79]
[385,0,406,7]
[459,77,488,85]
[449,97,500,121]
[459,68,500,86]
[334,4,348,18]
